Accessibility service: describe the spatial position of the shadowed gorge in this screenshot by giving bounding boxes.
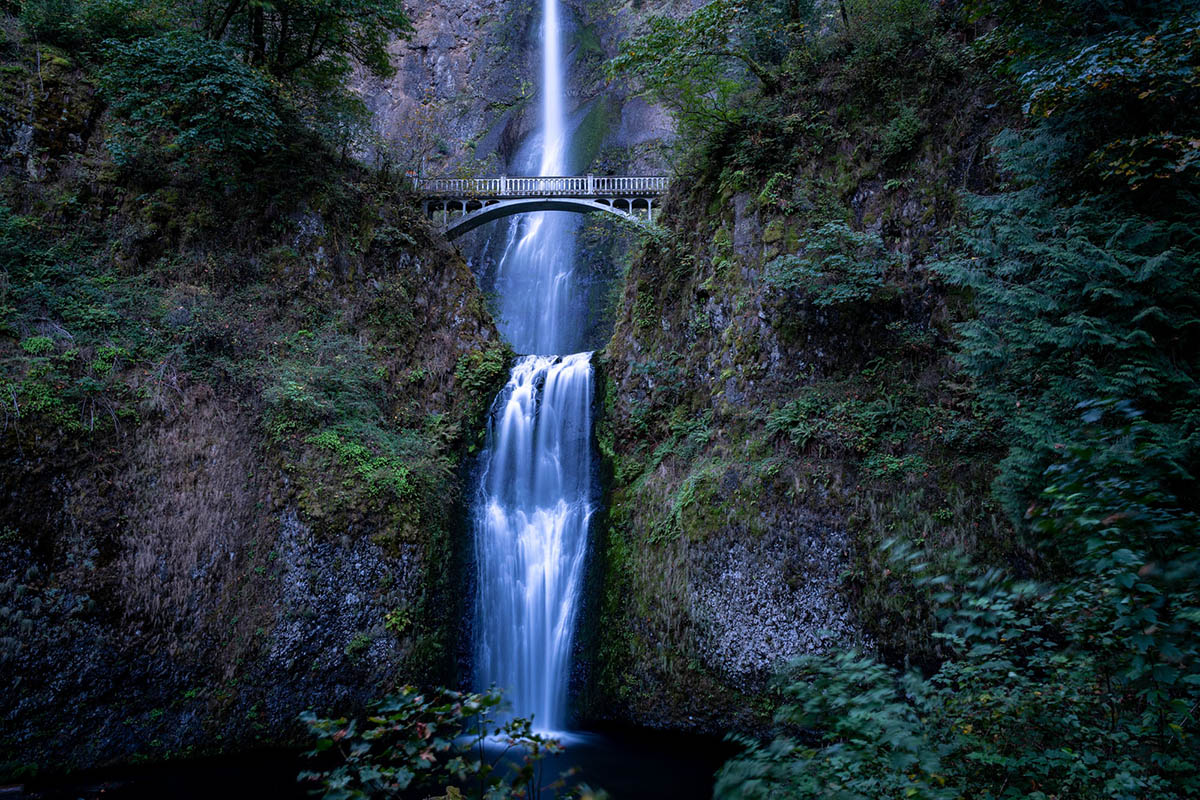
[2,0,1198,797]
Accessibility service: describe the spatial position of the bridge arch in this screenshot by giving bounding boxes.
[430,197,655,240]
[415,175,667,240]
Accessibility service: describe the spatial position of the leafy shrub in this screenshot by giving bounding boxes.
[19,336,55,355]
[454,345,513,423]
[454,347,511,396]
[935,157,1200,520]
[1006,6,1200,194]
[98,32,283,167]
[76,0,173,42]
[720,407,1200,798]
[18,0,83,45]
[19,0,174,45]
[299,686,576,799]
[717,650,955,800]
[878,104,924,161]
[766,222,897,306]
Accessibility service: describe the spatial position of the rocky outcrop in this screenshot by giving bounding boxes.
[352,0,536,175]
[0,40,508,775]
[586,33,1011,730]
[689,513,857,681]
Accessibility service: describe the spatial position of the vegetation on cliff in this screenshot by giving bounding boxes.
[594,0,1012,729]
[2,0,1197,794]
[610,0,1199,795]
[1,0,510,777]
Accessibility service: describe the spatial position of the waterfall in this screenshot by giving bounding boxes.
[473,0,594,732]
[490,0,581,356]
[473,354,594,730]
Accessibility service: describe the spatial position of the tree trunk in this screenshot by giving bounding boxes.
[274,8,290,72]
[251,5,266,66]
[211,0,246,40]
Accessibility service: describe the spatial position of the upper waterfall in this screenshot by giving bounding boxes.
[540,0,566,177]
[489,0,581,356]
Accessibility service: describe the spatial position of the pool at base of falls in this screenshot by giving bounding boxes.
[14,727,737,799]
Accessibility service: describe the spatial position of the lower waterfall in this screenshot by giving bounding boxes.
[473,353,595,731]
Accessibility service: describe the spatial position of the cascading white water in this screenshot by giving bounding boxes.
[474,354,594,729]
[473,0,594,732]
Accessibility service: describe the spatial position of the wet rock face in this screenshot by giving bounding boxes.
[267,511,419,681]
[0,510,423,774]
[0,390,443,773]
[690,516,858,682]
[352,0,537,175]
[352,0,697,178]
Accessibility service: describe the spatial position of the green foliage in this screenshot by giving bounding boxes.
[98,32,284,166]
[18,0,176,45]
[18,0,83,43]
[935,147,1200,520]
[878,103,924,162]
[261,328,452,539]
[722,418,1200,797]
[383,604,411,635]
[453,345,513,425]
[861,452,926,478]
[1020,12,1200,191]
[717,651,956,800]
[971,1,1200,197]
[343,631,371,659]
[766,222,897,306]
[605,0,793,147]
[19,0,410,172]
[713,1,1199,797]
[299,687,578,800]
[306,427,414,501]
[19,336,54,355]
[0,206,167,437]
[192,0,412,89]
[922,1,1200,526]
[453,347,510,397]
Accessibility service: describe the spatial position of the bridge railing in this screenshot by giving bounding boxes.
[415,175,669,197]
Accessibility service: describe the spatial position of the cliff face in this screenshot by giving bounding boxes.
[585,20,1018,731]
[0,0,1023,776]
[0,40,507,775]
[352,0,535,176]
[351,0,691,178]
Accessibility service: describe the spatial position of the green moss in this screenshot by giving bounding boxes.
[568,97,618,174]
[762,219,785,245]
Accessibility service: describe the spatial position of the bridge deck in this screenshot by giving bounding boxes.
[415,175,668,199]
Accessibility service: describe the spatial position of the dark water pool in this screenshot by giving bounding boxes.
[517,726,738,798]
[12,727,736,800]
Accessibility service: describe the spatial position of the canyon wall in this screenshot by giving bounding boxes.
[0,38,509,774]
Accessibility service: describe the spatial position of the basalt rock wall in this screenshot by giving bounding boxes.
[0,38,509,776]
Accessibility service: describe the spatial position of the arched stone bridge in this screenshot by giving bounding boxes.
[415,175,669,239]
